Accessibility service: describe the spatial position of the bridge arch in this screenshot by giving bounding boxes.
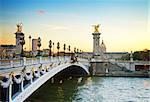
[13,62,89,102]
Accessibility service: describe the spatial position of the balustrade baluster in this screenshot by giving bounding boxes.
[30,78,33,84]
[10,60,13,67]
[31,59,33,65]
[40,57,42,63]
[23,57,26,66]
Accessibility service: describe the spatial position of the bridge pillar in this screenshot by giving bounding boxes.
[129,62,135,71]
[92,32,101,55]
[92,62,96,75]
[90,61,108,76]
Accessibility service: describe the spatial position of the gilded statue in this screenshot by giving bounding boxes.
[16,23,23,32]
[93,24,100,33]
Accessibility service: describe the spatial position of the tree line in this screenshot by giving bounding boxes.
[121,49,150,61]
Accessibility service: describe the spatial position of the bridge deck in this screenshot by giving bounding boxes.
[0,57,90,102]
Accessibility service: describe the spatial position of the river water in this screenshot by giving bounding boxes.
[27,77,150,102]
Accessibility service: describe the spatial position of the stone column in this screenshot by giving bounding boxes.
[92,32,101,55]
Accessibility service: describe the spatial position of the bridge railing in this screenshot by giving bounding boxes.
[0,56,71,70]
[0,56,72,102]
[77,58,90,66]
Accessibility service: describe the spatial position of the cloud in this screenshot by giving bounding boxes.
[36,10,46,15]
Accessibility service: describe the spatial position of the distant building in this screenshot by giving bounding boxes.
[32,39,38,56]
[100,40,106,53]
[92,26,128,59]
[32,39,38,52]
[0,45,16,59]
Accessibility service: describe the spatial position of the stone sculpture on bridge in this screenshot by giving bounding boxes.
[16,23,23,33]
[93,24,100,33]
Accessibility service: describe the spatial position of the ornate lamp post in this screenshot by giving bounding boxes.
[20,34,25,57]
[68,45,71,56]
[57,42,60,56]
[77,48,79,53]
[80,50,82,53]
[53,42,54,57]
[74,47,76,58]
[63,44,66,57]
[77,48,79,57]
[15,23,25,57]
[49,40,52,57]
[29,35,31,57]
[80,49,82,58]
[37,37,41,56]
[74,47,76,53]
[29,35,31,51]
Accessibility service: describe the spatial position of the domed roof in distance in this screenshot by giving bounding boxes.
[100,40,106,49]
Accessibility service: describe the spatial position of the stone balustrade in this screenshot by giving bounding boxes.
[0,56,72,102]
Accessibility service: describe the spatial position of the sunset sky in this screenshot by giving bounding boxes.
[0,0,150,52]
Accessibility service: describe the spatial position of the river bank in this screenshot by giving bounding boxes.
[94,71,150,77]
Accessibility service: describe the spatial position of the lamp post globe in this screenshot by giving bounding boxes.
[74,47,76,53]
[57,42,60,56]
[52,42,54,57]
[37,37,41,56]
[19,34,25,57]
[49,40,52,57]
[63,44,66,56]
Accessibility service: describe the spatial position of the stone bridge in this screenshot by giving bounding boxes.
[0,56,90,102]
